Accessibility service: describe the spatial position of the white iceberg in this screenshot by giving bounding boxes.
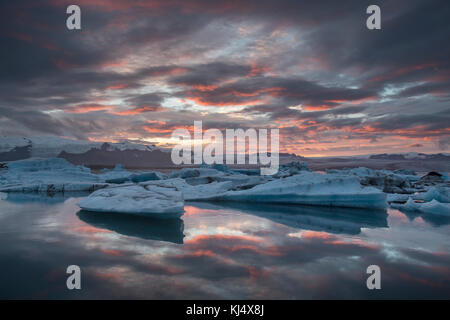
[78,184,184,218]
[419,200,450,216]
[141,178,233,200]
[168,167,269,190]
[0,158,109,193]
[97,164,133,183]
[386,193,410,203]
[205,172,387,209]
[326,167,418,194]
[391,197,450,216]
[414,186,450,203]
[0,182,109,193]
[169,167,222,179]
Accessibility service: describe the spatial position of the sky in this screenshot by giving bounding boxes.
[0,0,449,157]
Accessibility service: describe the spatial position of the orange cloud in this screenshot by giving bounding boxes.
[109,106,164,116]
[67,104,115,113]
[107,83,129,90]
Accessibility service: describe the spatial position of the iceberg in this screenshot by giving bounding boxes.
[391,197,450,216]
[77,184,184,218]
[419,200,450,216]
[0,182,108,193]
[140,178,233,200]
[414,186,450,203]
[168,167,269,190]
[205,172,387,209]
[99,164,166,184]
[390,197,420,212]
[0,158,109,193]
[386,193,410,203]
[326,167,418,194]
[168,167,222,179]
[98,164,133,183]
[273,161,311,178]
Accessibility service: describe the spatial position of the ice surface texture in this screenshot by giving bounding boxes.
[205,172,387,209]
[78,184,184,218]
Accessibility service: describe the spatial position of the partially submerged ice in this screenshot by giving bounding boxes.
[99,164,166,184]
[78,184,184,218]
[140,178,233,200]
[205,172,387,209]
[326,167,419,194]
[413,186,449,203]
[168,167,270,190]
[0,158,108,193]
[391,197,450,216]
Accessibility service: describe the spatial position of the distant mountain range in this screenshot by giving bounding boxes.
[368,152,450,161]
[0,136,448,169]
[0,136,304,169]
[59,142,173,168]
[0,136,166,165]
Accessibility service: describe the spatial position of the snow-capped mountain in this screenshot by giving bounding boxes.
[0,136,166,162]
[59,142,173,168]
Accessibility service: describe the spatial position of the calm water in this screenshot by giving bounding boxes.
[0,193,449,299]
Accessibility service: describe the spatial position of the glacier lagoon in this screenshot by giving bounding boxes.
[0,193,449,299]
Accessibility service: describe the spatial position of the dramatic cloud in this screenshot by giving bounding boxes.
[0,0,449,155]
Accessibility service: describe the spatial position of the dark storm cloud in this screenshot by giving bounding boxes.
[169,62,253,86]
[0,0,448,153]
[173,74,377,107]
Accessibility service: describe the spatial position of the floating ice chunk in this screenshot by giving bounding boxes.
[98,164,132,183]
[141,178,233,200]
[169,168,223,179]
[326,167,418,193]
[78,184,184,218]
[7,157,88,172]
[0,158,102,193]
[402,197,421,211]
[274,161,310,178]
[391,197,449,216]
[415,187,450,203]
[206,172,387,209]
[419,200,450,216]
[199,163,229,172]
[130,171,166,183]
[386,193,410,203]
[97,164,166,184]
[0,182,109,193]
[229,168,261,176]
[168,167,269,190]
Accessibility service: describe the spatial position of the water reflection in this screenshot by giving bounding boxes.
[0,195,449,299]
[396,208,450,227]
[190,202,388,235]
[77,210,185,244]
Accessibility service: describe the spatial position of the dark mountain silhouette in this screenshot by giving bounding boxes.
[0,145,31,161]
[58,143,174,169]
